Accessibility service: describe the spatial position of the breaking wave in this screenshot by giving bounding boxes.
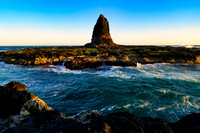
[1,62,200,122]
[27,63,200,82]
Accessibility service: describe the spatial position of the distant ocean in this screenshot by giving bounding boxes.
[0,46,66,52]
[0,46,200,122]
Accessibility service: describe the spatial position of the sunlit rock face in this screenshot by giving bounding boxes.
[85,14,118,48]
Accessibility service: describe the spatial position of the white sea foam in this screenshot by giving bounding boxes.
[0,62,5,65]
[94,66,131,79]
[136,62,142,68]
[69,63,200,82]
[8,62,200,82]
[182,95,200,109]
[155,106,171,111]
[123,104,132,109]
[159,89,170,94]
[137,102,149,108]
[99,105,119,113]
[127,63,200,82]
[72,110,101,118]
[26,65,88,75]
[71,110,89,117]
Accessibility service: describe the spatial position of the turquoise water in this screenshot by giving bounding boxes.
[1,46,200,122]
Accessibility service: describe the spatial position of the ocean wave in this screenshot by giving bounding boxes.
[94,66,132,79]
[124,104,131,109]
[24,63,200,82]
[100,105,117,112]
[26,65,89,75]
[2,62,200,82]
[0,62,5,65]
[159,89,170,94]
[137,101,150,108]
[155,106,170,111]
[71,110,100,118]
[182,95,200,109]
[127,63,200,82]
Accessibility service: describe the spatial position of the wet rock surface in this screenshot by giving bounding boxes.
[1,46,200,70]
[1,81,200,132]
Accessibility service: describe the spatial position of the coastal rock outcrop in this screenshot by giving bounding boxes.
[169,113,200,133]
[1,44,200,70]
[0,81,56,131]
[0,81,52,118]
[85,14,118,48]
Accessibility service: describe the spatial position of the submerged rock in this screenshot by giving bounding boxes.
[85,14,118,48]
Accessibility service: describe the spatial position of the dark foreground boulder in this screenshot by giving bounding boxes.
[0,81,52,118]
[1,81,200,133]
[0,81,57,132]
[169,113,200,133]
[4,111,172,133]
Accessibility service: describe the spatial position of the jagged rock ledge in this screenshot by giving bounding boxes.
[1,81,200,133]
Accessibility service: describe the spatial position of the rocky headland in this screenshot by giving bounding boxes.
[0,14,200,70]
[0,81,200,133]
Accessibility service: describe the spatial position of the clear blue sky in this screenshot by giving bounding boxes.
[0,0,200,45]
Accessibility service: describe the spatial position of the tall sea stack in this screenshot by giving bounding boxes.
[85,14,118,48]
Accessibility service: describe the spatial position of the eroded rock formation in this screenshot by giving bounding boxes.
[85,14,118,48]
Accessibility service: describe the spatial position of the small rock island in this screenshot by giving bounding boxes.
[85,14,118,48]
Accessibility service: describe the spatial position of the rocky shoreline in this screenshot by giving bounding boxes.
[1,14,200,132]
[0,45,200,70]
[1,14,200,70]
[0,81,200,133]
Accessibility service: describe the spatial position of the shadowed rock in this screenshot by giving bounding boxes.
[169,113,200,133]
[0,81,52,118]
[0,82,63,132]
[85,14,118,48]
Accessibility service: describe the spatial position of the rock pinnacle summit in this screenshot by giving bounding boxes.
[85,14,118,48]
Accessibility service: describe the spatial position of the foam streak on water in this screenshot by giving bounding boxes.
[0,61,200,122]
